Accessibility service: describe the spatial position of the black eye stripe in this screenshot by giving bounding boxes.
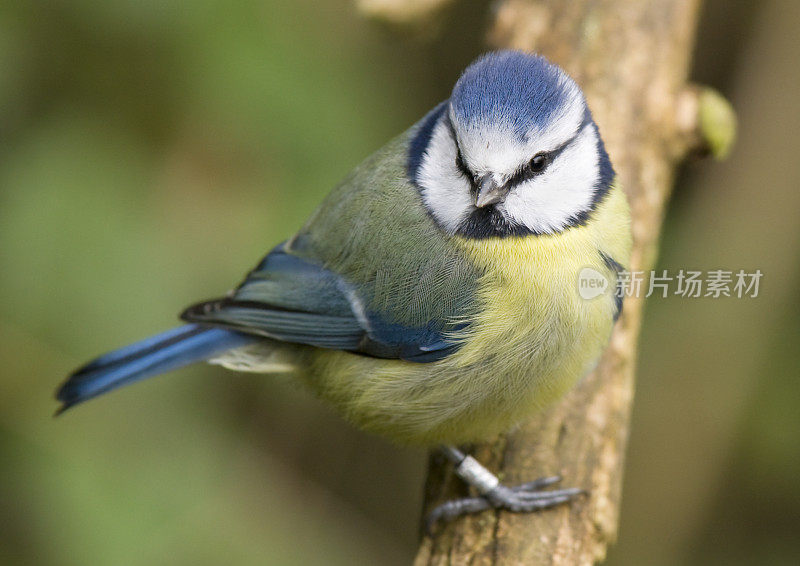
[505,155,549,188]
[455,149,473,179]
[444,109,592,191]
[445,112,478,184]
[506,118,592,190]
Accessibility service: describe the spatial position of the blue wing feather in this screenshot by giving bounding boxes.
[181,244,464,362]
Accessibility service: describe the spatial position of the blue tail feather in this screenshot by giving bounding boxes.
[56,324,255,413]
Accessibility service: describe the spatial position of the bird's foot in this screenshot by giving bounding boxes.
[424,446,585,534]
[425,475,583,533]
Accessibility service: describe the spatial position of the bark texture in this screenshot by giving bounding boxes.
[404,1,722,564]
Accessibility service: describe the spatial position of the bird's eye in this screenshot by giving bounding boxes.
[529,153,548,173]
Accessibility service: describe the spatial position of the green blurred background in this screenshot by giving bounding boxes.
[1,1,798,564]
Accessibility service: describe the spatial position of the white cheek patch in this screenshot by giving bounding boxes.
[418,95,600,236]
[416,118,474,234]
[502,125,600,234]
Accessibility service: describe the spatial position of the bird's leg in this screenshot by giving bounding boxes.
[425,445,584,532]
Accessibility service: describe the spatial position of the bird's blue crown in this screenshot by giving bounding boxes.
[450,51,581,139]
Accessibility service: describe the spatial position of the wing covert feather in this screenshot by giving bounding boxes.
[183,125,482,362]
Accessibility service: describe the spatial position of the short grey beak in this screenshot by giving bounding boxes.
[475,175,507,208]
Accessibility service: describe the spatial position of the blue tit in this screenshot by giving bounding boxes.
[56,51,631,527]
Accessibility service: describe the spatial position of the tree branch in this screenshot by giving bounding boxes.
[408,1,734,564]
[357,0,455,32]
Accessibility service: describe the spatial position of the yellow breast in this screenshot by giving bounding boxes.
[448,183,632,412]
